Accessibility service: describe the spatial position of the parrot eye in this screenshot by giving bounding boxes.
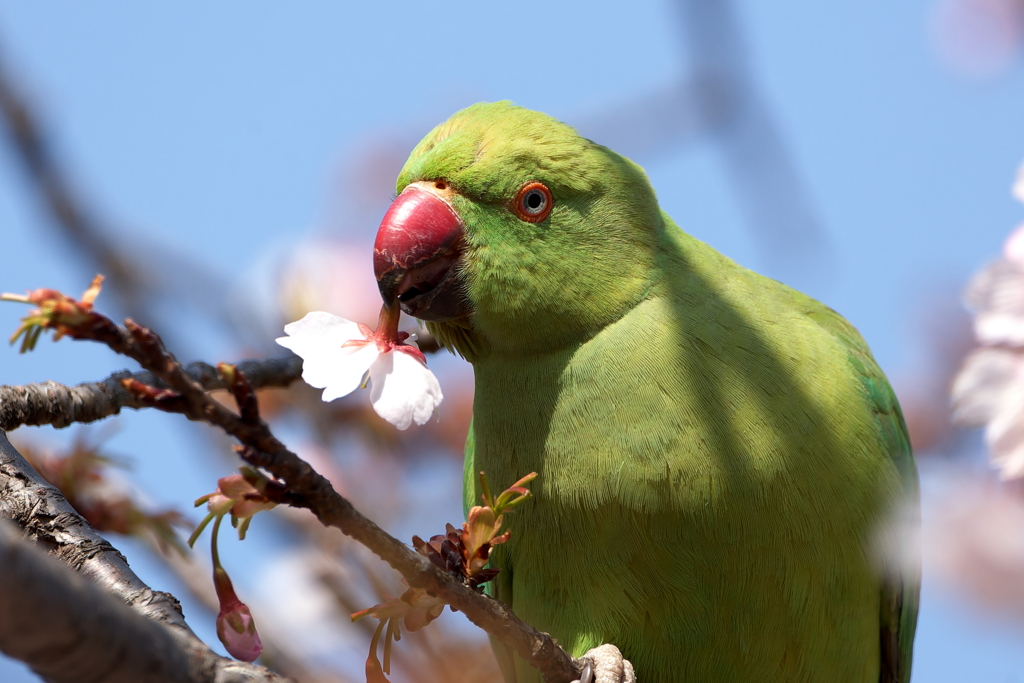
[513,182,553,223]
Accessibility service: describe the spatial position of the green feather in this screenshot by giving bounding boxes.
[408,101,918,683]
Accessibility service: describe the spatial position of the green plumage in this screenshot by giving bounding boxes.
[398,102,918,682]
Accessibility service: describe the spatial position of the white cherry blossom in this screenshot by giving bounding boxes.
[276,310,442,430]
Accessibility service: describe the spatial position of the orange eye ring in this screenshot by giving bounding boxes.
[512,182,553,223]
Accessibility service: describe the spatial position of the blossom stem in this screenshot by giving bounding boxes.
[210,513,224,571]
[375,303,402,345]
[368,618,388,677]
[384,616,397,673]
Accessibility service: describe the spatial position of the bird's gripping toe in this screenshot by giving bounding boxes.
[572,644,636,683]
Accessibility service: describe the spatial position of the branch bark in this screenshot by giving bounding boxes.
[0,430,289,683]
[0,356,302,431]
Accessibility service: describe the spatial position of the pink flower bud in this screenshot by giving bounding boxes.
[231,497,277,519]
[204,492,234,516]
[216,474,253,499]
[213,567,263,661]
[209,474,276,520]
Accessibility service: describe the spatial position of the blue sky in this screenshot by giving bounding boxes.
[2,2,1024,681]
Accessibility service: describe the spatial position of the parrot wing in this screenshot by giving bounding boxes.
[805,302,919,683]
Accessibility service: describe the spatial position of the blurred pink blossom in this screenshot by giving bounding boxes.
[923,477,1024,614]
[278,240,383,327]
[952,162,1024,478]
[932,0,1024,77]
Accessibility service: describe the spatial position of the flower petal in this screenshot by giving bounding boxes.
[276,312,379,402]
[965,258,1024,345]
[1004,224,1024,266]
[278,311,362,347]
[217,474,258,501]
[952,347,1024,426]
[317,343,380,402]
[367,351,443,430]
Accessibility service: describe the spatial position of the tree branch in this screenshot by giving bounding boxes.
[0,356,302,432]
[0,430,289,683]
[116,321,581,682]
[4,289,583,682]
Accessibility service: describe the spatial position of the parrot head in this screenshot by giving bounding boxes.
[373,101,665,360]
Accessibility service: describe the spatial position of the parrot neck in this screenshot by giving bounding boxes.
[469,347,577,478]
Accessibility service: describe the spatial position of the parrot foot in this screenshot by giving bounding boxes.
[572,644,636,683]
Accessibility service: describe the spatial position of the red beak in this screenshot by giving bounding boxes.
[373,184,469,321]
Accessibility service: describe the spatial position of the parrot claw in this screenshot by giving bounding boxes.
[570,644,636,683]
[578,660,594,683]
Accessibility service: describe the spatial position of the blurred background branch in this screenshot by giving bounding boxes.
[578,0,830,279]
[0,51,150,319]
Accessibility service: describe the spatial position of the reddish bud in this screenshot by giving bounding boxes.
[213,567,263,662]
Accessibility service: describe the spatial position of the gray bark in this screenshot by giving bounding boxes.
[0,430,289,683]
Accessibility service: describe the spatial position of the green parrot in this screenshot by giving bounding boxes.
[371,101,919,683]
